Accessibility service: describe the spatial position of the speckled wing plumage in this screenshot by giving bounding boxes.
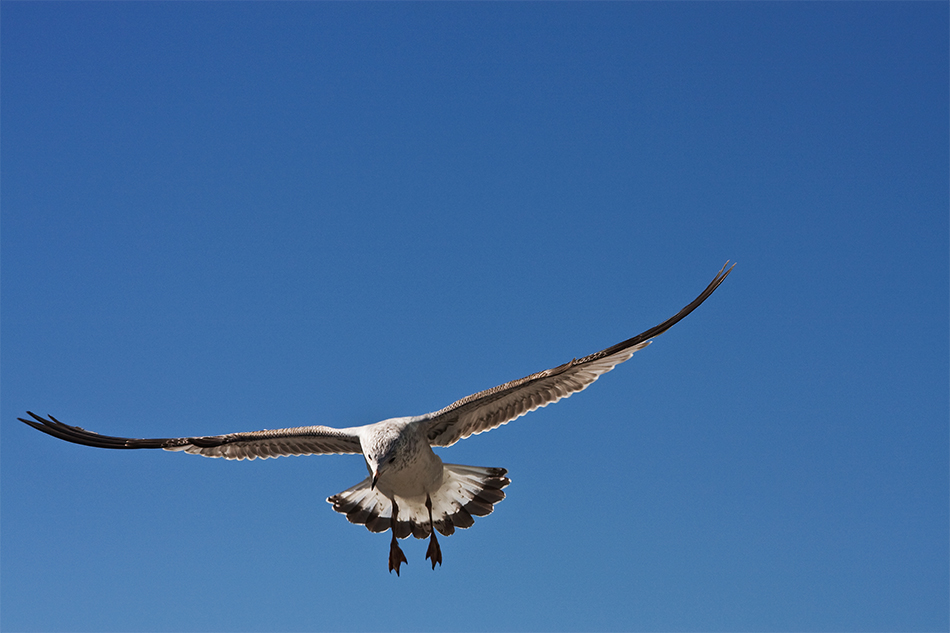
[18,412,362,460]
[421,262,734,448]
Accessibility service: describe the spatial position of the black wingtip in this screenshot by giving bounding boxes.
[18,411,170,450]
[19,411,51,431]
[585,260,735,360]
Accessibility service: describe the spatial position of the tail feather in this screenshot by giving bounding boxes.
[327,464,510,539]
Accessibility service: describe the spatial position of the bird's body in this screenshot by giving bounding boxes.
[20,263,733,575]
[361,418,443,499]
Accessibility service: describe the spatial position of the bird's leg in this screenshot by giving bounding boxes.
[388,498,408,576]
[424,494,442,569]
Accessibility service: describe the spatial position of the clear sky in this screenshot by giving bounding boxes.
[2,3,947,632]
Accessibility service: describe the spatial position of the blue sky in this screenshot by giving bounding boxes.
[2,3,947,632]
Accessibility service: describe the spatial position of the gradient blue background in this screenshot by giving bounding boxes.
[2,3,947,632]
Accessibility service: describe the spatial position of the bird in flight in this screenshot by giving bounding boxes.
[21,262,733,576]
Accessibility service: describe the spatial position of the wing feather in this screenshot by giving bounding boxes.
[18,412,362,460]
[421,262,734,447]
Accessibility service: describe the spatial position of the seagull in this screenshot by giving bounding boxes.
[20,262,733,575]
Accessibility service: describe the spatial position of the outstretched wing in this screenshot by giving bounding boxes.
[421,262,734,447]
[19,412,363,460]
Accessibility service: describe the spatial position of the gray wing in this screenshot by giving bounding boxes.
[421,262,734,447]
[19,412,363,460]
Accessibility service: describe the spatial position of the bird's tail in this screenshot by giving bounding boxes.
[327,464,510,539]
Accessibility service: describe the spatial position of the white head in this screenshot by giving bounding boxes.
[360,420,405,489]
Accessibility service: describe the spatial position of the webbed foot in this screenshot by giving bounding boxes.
[388,498,408,576]
[424,493,442,569]
[388,536,408,576]
[425,531,442,569]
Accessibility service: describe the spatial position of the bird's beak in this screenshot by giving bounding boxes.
[371,469,379,490]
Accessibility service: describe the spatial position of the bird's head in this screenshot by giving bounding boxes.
[361,419,406,490]
[366,450,396,490]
